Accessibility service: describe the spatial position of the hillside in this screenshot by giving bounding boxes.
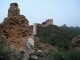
[36,25,78,50]
[60,25,80,35]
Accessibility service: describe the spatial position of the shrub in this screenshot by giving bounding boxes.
[48,51,64,60]
[0,43,10,55]
[37,25,77,50]
[64,49,80,60]
[48,49,80,60]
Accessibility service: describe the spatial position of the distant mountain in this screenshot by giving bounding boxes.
[36,25,78,50]
[60,25,80,35]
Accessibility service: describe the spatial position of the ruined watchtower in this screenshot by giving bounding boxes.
[46,19,53,25]
[0,3,32,52]
[41,19,53,27]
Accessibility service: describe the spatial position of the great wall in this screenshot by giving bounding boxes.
[33,19,53,35]
[0,3,55,60]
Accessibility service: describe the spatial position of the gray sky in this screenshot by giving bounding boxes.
[0,0,80,26]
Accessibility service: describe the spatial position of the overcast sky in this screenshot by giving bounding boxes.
[0,0,80,26]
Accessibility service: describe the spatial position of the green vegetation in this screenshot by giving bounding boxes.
[36,25,78,50]
[0,41,11,60]
[36,25,80,60]
[48,49,80,60]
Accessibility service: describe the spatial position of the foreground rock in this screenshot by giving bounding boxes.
[0,3,32,52]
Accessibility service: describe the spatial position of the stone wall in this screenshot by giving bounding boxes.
[33,19,53,35]
[33,23,38,35]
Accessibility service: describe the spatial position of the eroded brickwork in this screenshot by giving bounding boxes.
[0,3,32,52]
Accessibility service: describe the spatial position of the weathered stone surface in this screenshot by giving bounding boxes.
[72,35,80,51]
[28,54,38,60]
[0,3,32,52]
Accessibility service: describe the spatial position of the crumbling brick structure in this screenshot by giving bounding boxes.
[0,3,32,52]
